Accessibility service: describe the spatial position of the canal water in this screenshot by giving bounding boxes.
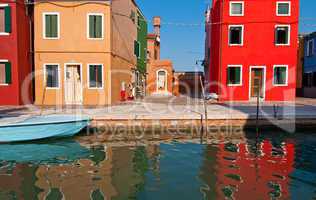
[0,132,315,200]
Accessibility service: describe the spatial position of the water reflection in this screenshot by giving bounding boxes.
[0,134,315,200]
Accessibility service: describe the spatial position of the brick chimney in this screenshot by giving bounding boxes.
[153,16,161,37]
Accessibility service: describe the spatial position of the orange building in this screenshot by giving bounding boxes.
[33,0,143,106]
[146,17,174,96]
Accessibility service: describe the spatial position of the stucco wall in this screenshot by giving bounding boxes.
[34,1,112,105]
[147,60,173,95]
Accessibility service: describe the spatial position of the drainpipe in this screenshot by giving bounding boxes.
[218,0,224,102]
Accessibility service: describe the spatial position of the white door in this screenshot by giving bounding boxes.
[65,65,82,105]
[157,70,167,92]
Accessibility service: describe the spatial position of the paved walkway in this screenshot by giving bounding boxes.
[1,97,316,125]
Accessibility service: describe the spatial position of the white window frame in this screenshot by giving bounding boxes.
[275,25,290,46]
[43,63,60,89]
[229,1,244,16]
[87,64,104,89]
[42,12,60,40]
[87,13,104,40]
[227,65,243,86]
[276,1,291,16]
[0,4,9,36]
[273,65,288,86]
[228,25,244,46]
[0,59,9,86]
[307,39,314,57]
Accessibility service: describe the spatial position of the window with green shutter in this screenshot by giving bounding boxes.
[0,61,11,85]
[89,65,103,88]
[44,13,58,38]
[274,66,288,85]
[227,66,241,85]
[89,14,103,39]
[0,6,11,33]
[134,40,140,58]
[45,64,59,88]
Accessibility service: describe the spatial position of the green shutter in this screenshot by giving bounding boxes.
[4,6,11,33]
[51,15,57,38]
[5,62,11,84]
[89,16,95,38]
[45,15,51,37]
[134,41,140,58]
[235,68,241,84]
[97,65,102,87]
[227,67,231,85]
[89,65,96,87]
[95,16,102,38]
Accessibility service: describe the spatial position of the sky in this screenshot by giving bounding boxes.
[137,0,316,72]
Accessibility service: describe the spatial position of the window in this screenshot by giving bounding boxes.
[88,64,103,89]
[45,64,59,88]
[0,5,11,34]
[130,10,136,23]
[303,73,313,88]
[307,39,314,57]
[227,65,242,86]
[43,13,59,39]
[230,2,244,16]
[0,61,11,85]
[273,65,288,86]
[275,25,290,45]
[88,14,103,39]
[277,2,291,16]
[313,72,316,87]
[229,25,243,46]
[134,40,140,58]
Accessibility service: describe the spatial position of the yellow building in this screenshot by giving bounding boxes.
[34,0,141,105]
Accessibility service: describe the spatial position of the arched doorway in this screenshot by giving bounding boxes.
[156,70,167,93]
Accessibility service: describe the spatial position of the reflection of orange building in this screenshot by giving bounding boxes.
[35,146,116,199]
[146,17,174,96]
[215,140,295,199]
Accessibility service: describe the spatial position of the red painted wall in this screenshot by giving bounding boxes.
[207,0,299,101]
[0,0,32,105]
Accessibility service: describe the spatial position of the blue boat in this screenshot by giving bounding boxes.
[0,115,91,143]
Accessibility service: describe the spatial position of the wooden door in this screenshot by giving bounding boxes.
[250,68,264,98]
[157,70,167,92]
[65,65,82,105]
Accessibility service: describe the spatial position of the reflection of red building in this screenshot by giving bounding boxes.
[216,140,295,199]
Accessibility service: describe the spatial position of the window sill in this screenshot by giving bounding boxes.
[275,44,290,46]
[46,87,60,90]
[227,84,242,87]
[0,32,10,36]
[88,87,104,90]
[276,14,291,17]
[88,38,104,40]
[273,84,288,87]
[43,37,60,40]
[229,14,244,17]
[229,44,243,47]
[0,84,9,86]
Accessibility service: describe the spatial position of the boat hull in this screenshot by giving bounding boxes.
[0,115,90,143]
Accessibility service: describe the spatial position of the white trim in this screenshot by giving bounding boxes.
[249,66,266,101]
[43,63,60,89]
[0,59,9,86]
[276,1,291,16]
[306,39,314,57]
[273,65,289,86]
[228,25,244,46]
[42,12,60,40]
[156,69,168,93]
[87,63,104,89]
[87,13,104,40]
[0,5,10,36]
[64,63,83,105]
[227,65,243,86]
[275,24,291,46]
[229,1,244,17]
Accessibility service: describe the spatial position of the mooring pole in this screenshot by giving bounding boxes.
[256,79,260,134]
[200,75,208,139]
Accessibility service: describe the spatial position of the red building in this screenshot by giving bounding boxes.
[205,0,299,102]
[0,0,32,105]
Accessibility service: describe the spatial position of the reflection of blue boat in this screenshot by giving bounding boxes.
[0,140,92,164]
[0,115,91,143]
